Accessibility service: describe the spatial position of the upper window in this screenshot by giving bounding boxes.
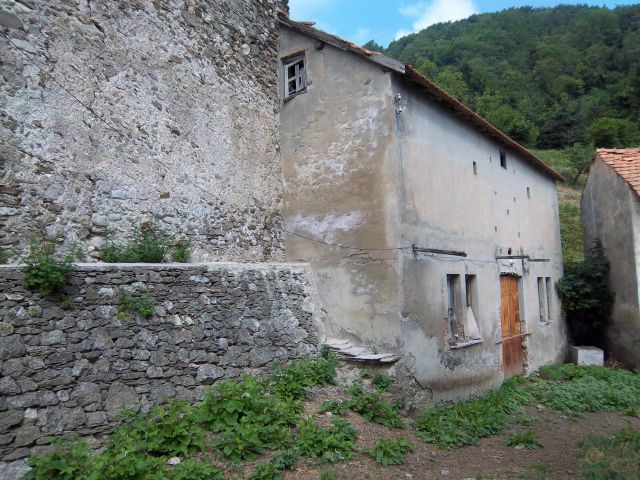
[284,56,306,98]
[500,150,507,169]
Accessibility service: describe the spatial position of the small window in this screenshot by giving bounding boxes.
[465,274,482,340]
[284,56,306,98]
[473,161,478,175]
[500,150,507,169]
[527,187,531,198]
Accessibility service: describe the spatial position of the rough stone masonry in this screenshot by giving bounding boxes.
[0,262,322,460]
[0,0,285,261]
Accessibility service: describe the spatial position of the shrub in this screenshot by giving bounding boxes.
[0,247,12,264]
[23,238,82,295]
[365,437,414,466]
[507,431,543,449]
[556,240,613,346]
[170,239,191,262]
[295,418,358,463]
[318,399,350,416]
[103,224,189,263]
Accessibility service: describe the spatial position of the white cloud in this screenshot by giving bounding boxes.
[396,0,478,39]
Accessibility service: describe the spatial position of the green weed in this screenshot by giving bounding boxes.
[318,399,350,416]
[103,223,187,263]
[346,382,405,428]
[507,431,543,449]
[295,418,358,463]
[116,292,155,320]
[250,462,283,480]
[270,448,301,470]
[365,437,414,466]
[23,438,91,480]
[268,352,338,401]
[23,238,82,295]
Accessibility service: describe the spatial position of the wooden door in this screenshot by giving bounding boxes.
[500,275,524,378]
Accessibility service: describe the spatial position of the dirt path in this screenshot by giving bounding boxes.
[279,387,640,480]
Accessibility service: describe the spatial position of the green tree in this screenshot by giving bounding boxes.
[587,117,639,148]
[362,40,384,53]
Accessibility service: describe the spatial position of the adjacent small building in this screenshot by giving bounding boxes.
[582,148,640,367]
[278,17,567,402]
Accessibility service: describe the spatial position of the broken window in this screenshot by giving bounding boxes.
[500,150,507,169]
[545,277,552,321]
[284,55,306,98]
[537,277,548,323]
[464,274,482,341]
[447,274,462,342]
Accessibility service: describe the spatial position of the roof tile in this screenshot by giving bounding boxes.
[597,148,640,197]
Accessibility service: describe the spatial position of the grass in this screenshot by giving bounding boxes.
[579,428,640,480]
[507,431,543,450]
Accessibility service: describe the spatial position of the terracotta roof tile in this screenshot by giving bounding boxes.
[597,148,640,197]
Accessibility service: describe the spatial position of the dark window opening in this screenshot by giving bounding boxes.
[500,150,507,169]
[527,187,531,198]
[473,161,478,175]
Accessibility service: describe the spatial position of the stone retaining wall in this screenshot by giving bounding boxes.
[0,262,322,460]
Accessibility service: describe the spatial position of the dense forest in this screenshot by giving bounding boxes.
[365,5,640,184]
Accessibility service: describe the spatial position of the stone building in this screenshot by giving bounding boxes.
[1,0,285,262]
[581,148,640,367]
[279,18,567,402]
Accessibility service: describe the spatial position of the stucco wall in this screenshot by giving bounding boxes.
[1,0,283,262]
[279,26,566,402]
[582,157,640,366]
[279,27,403,346]
[393,77,566,400]
[0,262,321,461]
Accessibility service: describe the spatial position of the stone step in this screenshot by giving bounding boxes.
[325,337,400,364]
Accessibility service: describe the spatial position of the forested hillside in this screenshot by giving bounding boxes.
[368,5,640,184]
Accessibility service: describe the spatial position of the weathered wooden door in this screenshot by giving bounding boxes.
[500,275,524,378]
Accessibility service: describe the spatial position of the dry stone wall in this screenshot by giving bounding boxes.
[0,0,285,261]
[0,262,321,461]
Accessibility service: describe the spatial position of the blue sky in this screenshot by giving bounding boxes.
[288,1,639,46]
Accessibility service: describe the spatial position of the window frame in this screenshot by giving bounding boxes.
[283,55,307,98]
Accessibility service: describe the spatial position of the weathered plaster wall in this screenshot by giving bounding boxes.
[279,28,402,346]
[582,157,640,367]
[393,77,566,401]
[0,262,321,460]
[280,25,566,403]
[1,0,284,262]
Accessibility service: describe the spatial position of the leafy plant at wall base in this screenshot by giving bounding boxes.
[268,352,338,401]
[109,400,205,456]
[270,448,301,470]
[250,462,283,480]
[169,459,224,480]
[507,431,543,449]
[23,438,91,480]
[365,437,415,466]
[556,240,613,346]
[347,382,405,428]
[295,418,358,463]
[23,239,82,295]
[0,247,12,264]
[199,375,297,461]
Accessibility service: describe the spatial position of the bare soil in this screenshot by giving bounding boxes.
[269,385,640,480]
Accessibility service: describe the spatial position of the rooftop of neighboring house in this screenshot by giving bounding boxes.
[278,14,564,182]
[596,148,640,196]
